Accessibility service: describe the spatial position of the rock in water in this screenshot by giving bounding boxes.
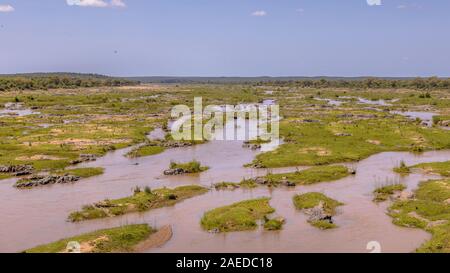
[305,201,333,224]
[0,165,34,176]
[15,175,81,189]
[163,168,187,176]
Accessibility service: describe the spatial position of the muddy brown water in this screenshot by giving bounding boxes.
[1,134,450,253]
[0,102,447,253]
[1,111,449,253]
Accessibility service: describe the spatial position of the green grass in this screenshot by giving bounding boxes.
[373,184,407,203]
[213,179,258,190]
[265,165,350,186]
[310,220,337,230]
[213,182,241,190]
[200,198,275,232]
[412,161,450,177]
[252,114,450,168]
[69,185,208,222]
[293,192,343,213]
[126,145,165,158]
[169,160,209,173]
[0,88,170,175]
[2,85,449,182]
[263,218,284,231]
[54,167,104,178]
[293,192,344,229]
[433,115,450,126]
[24,224,154,253]
[239,179,258,188]
[393,161,411,175]
[388,179,450,253]
[0,173,12,180]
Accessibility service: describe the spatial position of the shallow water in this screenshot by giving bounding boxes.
[0,100,447,253]
[391,111,437,126]
[0,108,39,117]
[357,98,392,106]
[314,98,345,106]
[1,124,450,253]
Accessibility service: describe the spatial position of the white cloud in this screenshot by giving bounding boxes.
[66,0,126,8]
[296,8,304,13]
[397,4,422,10]
[0,4,14,12]
[111,0,126,7]
[251,10,267,17]
[367,0,382,6]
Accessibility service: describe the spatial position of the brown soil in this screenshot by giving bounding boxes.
[133,225,173,253]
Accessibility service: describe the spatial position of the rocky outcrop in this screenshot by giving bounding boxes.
[163,168,188,176]
[70,154,98,165]
[242,141,262,150]
[438,120,450,127]
[208,228,220,234]
[337,114,354,118]
[254,176,295,187]
[254,177,269,185]
[0,165,34,176]
[393,190,415,201]
[334,133,353,137]
[356,114,377,119]
[304,202,333,224]
[4,102,25,110]
[303,119,321,123]
[161,141,193,148]
[15,174,80,188]
[247,162,265,169]
[282,180,296,187]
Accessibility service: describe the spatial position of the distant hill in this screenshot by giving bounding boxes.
[0,72,111,79]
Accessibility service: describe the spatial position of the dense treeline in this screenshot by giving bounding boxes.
[261,77,450,90]
[0,75,138,91]
[131,76,450,90]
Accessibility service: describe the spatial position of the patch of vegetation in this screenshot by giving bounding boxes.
[393,161,411,175]
[293,192,343,229]
[54,167,104,178]
[200,198,275,232]
[169,160,209,173]
[0,87,172,176]
[248,138,271,145]
[69,185,208,222]
[213,182,240,191]
[126,144,165,158]
[213,179,258,190]
[293,192,343,213]
[263,217,285,231]
[239,179,258,188]
[388,179,450,253]
[311,220,337,230]
[265,165,350,186]
[252,113,450,168]
[412,161,450,177]
[373,183,407,203]
[24,224,154,253]
[0,173,12,180]
[433,115,450,125]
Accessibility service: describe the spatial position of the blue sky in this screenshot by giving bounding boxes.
[0,0,449,77]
